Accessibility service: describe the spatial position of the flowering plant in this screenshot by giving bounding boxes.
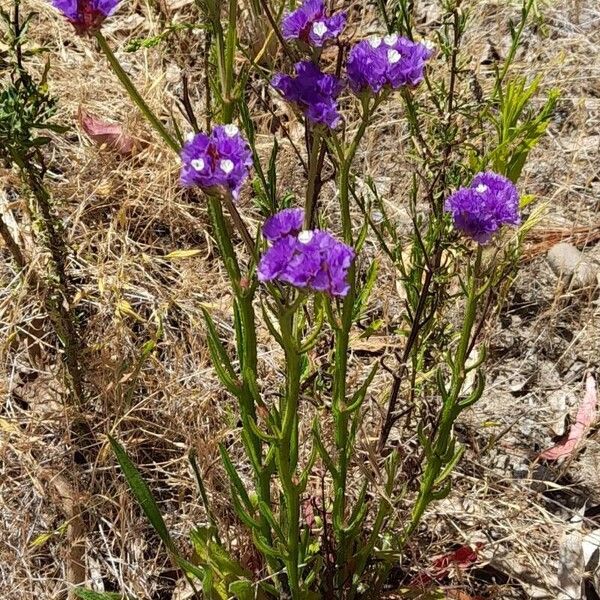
[28,0,559,597]
[281,0,346,47]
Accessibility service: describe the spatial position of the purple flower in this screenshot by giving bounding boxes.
[281,0,346,47]
[258,221,355,297]
[272,61,343,128]
[262,208,305,242]
[347,34,432,94]
[444,172,521,244]
[180,124,253,199]
[50,0,121,34]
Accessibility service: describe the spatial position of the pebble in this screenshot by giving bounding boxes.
[546,242,599,289]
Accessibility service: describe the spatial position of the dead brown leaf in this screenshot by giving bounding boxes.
[540,373,598,461]
[78,107,135,156]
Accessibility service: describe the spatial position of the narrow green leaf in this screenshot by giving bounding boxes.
[228,579,256,600]
[201,307,237,380]
[346,361,378,413]
[108,436,176,554]
[353,259,379,320]
[74,590,130,600]
[252,531,284,560]
[218,444,254,513]
[435,444,465,487]
[257,501,286,543]
[312,420,338,480]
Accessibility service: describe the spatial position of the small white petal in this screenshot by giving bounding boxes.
[191,158,205,171]
[384,33,398,45]
[368,36,382,48]
[312,21,328,37]
[223,124,239,137]
[220,159,234,174]
[423,39,435,50]
[387,49,402,64]
[185,132,196,142]
[476,183,488,193]
[371,210,384,224]
[298,230,314,244]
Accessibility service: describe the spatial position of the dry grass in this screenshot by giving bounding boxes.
[1,0,599,598]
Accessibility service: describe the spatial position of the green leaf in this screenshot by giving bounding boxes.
[312,419,338,480]
[228,579,256,600]
[257,501,286,542]
[107,435,176,554]
[201,307,241,397]
[434,443,465,487]
[190,526,249,578]
[252,530,284,560]
[74,590,130,600]
[218,444,254,514]
[346,361,378,414]
[353,259,379,320]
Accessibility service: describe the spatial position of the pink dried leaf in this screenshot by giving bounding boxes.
[78,107,135,156]
[410,543,484,588]
[540,373,597,461]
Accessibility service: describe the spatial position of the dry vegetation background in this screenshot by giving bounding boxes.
[1,0,599,598]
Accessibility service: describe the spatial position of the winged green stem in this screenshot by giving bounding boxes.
[95,31,180,154]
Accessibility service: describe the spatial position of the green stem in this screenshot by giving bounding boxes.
[368,247,483,598]
[95,31,180,154]
[278,309,302,598]
[403,245,483,540]
[303,129,322,229]
[221,192,257,259]
[221,0,238,123]
[493,0,535,98]
[207,197,273,550]
[330,104,371,592]
[348,456,399,600]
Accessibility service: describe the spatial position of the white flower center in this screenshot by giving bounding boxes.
[220,159,234,174]
[387,49,402,64]
[185,132,196,142]
[298,230,314,244]
[475,183,488,193]
[191,158,205,171]
[423,39,435,50]
[312,21,328,37]
[369,36,382,48]
[384,33,398,45]
[224,124,239,137]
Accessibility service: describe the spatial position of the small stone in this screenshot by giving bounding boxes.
[548,390,570,437]
[513,462,529,479]
[547,242,598,289]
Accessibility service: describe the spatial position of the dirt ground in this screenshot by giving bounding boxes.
[1,0,599,598]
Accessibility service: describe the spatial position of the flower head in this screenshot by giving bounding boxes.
[50,0,121,34]
[272,61,343,128]
[262,208,305,242]
[180,124,252,199]
[282,0,346,47]
[258,214,355,297]
[347,35,432,94]
[444,172,521,244]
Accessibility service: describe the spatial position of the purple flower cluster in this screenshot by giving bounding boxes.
[347,34,432,94]
[50,0,120,34]
[262,207,305,242]
[272,61,343,129]
[258,209,355,297]
[281,0,346,47]
[444,172,521,244]
[180,125,253,200]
